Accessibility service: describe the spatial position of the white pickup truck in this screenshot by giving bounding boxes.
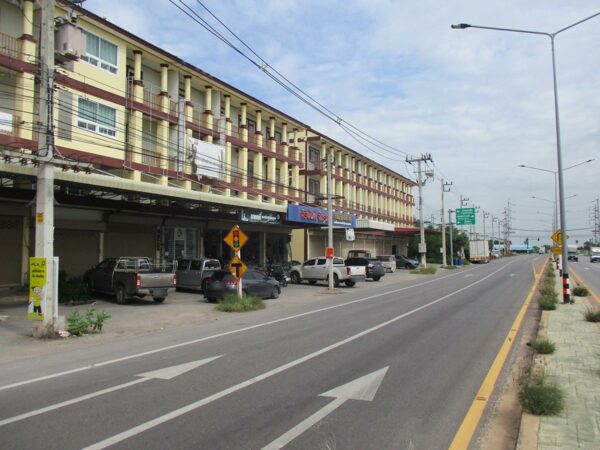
[289,257,365,287]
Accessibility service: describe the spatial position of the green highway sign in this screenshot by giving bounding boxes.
[456,207,476,225]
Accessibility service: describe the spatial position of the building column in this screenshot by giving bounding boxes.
[223,94,232,196]
[267,116,277,202]
[280,123,289,198]
[238,103,248,199]
[16,0,36,142]
[319,142,327,198]
[291,128,300,204]
[253,110,263,192]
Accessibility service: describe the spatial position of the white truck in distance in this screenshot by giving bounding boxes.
[469,240,490,263]
[289,257,365,287]
[589,247,600,263]
[567,244,578,262]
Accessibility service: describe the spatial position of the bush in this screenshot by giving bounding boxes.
[215,294,265,312]
[584,308,600,323]
[66,306,111,336]
[572,286,590,297]
[519,377,564,415]
[530,339,556,354]
[539,282,556,297]
[539,294,558,311]
[410,266,437,275]
[58,270,91,304]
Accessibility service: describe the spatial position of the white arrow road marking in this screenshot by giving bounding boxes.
[262,367,388,450]
[83,262,514,450]
[0,356,222,427]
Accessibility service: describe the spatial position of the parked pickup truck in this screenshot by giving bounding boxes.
[84,257,176,304]
[176,258,221,291]
[289,257,364,287]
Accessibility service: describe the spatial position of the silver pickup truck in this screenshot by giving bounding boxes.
[289,256,364,287]
[84,257,176,304]
[175,258,221,291]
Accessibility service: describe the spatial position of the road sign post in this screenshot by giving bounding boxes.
[224,225,249,298]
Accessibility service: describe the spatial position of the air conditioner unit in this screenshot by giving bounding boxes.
[55,22,86,63]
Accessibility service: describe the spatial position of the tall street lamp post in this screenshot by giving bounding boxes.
[452,12,600,303]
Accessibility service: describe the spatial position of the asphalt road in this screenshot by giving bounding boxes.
[0,255,541,450]
[571,257,600,298]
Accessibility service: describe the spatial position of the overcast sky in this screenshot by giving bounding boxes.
[85,0,600,245]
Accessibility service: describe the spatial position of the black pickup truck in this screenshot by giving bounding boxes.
[84,257,176,304]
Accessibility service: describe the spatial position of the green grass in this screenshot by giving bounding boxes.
[444,265,459,270]
[538,294,558,311]
[530,339,556,355]
[519,377,564,416]
[584,308,600,323]
[572,286,590,297]
[215,294,265,312]
[410,266,437,275]
[539,282,556,297]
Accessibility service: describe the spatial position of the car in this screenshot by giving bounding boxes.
[395,255,420,270]
[175,258,221,291]
[345,257,385,281]
[203,269,281,302]
[377,255,396,273]
[289,257,363,287]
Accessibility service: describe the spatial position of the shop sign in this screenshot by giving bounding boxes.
[28,257,46,321]
[287,205,355,228]
[240,209,281,224]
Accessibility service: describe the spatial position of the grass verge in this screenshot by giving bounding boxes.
[519,376,564,415]
[538,294,558,310]
[215,294,265,312]
[410,266,437,275]
[530,339,556,355]
[584,308,600,323]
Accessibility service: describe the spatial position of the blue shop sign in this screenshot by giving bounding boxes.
[287,205,355,228]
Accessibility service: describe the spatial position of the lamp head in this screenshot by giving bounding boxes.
[451,23,471,29]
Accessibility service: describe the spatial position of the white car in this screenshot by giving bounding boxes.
[377,255,396,272]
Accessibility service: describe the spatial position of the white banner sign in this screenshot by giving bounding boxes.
[188,137,225,179]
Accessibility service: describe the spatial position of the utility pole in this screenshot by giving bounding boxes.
[33,0,57,338]
[448,209,454,266]
[441,179,452,266]
[407,154,433,268]
[326,148,334,290]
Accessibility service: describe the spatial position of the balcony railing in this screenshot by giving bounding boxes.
[0,32,22,59]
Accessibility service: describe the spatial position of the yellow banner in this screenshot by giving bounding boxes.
[28,257,47,321]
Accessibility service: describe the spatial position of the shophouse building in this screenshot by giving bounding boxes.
[0,0,416,287]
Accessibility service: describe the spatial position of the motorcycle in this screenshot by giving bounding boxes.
[265,264,290,287]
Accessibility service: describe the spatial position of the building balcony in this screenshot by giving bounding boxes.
[0,32,22,60]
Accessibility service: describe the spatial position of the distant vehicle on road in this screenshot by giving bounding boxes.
[377,255,396,273]
[176,258,221,292]
[84,257,175,304]
[395,255,419,270]
[567,244,579,262]
[590,247,600,263]
[203,269,280,302]
[469,240,490,263]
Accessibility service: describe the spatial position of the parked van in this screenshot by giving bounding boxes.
[377,255,396,273]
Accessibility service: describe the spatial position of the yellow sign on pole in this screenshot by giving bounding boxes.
[28,257,47,321]
[552,246,562,255]
[551,229,569,245]
[224,225,249,251]
[228,255,247,279]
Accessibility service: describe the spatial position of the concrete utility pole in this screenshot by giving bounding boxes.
[407,154,433,268]
[441,179,452,266]
[33,0,57,338]
[326,149,334,290]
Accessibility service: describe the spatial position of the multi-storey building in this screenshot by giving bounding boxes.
[0,0,415,287]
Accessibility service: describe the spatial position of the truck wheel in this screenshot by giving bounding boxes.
[290,272,301,284]
[153,297,165,303]
[372,276,381,281]
[116,285,128,304]
[271,287,280,299]
[345,280,356,287]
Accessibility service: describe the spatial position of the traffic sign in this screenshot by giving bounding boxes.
[228,255,247,279]
[551,229,568,245]
[552,246,562,255]
[224,225,248,251]
[456,208,476,225]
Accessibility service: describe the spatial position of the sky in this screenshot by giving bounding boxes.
[84,0,600,245]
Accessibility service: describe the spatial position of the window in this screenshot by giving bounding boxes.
[81,30,118,74]
[77,98,117,137]
[190,260,203,271]
[308,146,321,163]
[247,118,256,134]
[308,179,320,194]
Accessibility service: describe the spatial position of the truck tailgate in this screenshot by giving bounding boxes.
[139,272,175,289]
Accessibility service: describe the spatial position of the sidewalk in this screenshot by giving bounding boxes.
[526,272,600,449]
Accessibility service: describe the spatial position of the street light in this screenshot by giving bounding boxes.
[519,159,594,232]
[452,12,600,303]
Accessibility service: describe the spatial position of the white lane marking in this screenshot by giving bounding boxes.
[0,265,485,392]
[262,367,388,450]
[83,262,514,450]
[464,274,473,278]
[510,273,516,277]
[0,356,222,427]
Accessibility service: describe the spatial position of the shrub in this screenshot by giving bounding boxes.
[539,282,556,297]
[530,339,556,355]
[410,266,437,275]
[584,308,600,323]
[66,306,111,336]
[519,377,564,415]
[572,286,590,297]
[215,294,265,312]
[538,294,558,311]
